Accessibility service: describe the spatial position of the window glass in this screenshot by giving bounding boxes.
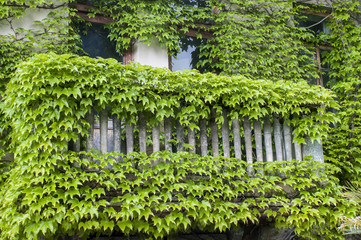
[79,23,123,62]
[77,0,96,4]
[298,14,330,35]
[174,0,208,8]
[172,46,196,71]
[172,36,209,72]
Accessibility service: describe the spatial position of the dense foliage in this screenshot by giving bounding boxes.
[321,0,361,184]
[86,0,317,81]
[0,53,346,240]
[1,0,361,239]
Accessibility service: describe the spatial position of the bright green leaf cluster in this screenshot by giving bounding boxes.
[0,150,353,239]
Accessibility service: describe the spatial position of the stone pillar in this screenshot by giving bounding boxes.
[303,136,324,163]
[100,109,108,154]
[200,117,208,156]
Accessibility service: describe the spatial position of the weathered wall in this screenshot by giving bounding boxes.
[0,7,52,36]
[133,38,169,68]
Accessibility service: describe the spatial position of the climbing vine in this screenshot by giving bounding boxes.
[80,0,319,81]
[0,53,347,240]
[1,0,361,239]
[320,0,361,184]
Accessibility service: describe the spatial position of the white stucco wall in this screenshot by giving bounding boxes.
[0,8,53,37]
[133,38,169,68]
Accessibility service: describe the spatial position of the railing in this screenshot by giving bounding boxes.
[5,54,330,169]
[1,54,339,240]
[79,107,324,167]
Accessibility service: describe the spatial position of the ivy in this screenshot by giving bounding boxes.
[78,0,319,82]
[1,0,361,239]
[0,150,354,239]
[4,53,337,145]
[321,0,361,184]
[0,53,345,239]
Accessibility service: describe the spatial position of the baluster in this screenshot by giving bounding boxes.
[126,124,134,154]
[294,135,302,161]
[263,116,273,162]
[138,112,147,153]
[113,114,121,160]
[152,124,160,153]
[100,109,108,154]
[243,116,253,168]
[176,120,184,152]
[232,119,242,160]
[86,109,94,151]
[164,117,172,152]
[221,109,230,158]
[273,115,283,161]
[188,127,196,153]
[283,120,292,161]
[254,120,263,163]
[303,136,324,163]
[199,117,208,156]
[210,108,219,157]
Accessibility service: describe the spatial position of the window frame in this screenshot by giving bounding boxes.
[72,2,133,64]
[299,6,333,87]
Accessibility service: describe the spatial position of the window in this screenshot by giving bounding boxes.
[171,36,208,72]
[79,23,122,62]
[299,13,331,35]
[298,11,333,88]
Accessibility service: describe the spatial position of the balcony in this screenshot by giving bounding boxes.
[0,53,345,240]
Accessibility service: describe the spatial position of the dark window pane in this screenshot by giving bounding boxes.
[172,36,209,72]
[174,0,208,8]
[172,46,195,71]
[77,0,98,4]
[79,23,122,62]
[298,14,330,35]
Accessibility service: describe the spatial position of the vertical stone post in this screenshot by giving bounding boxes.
[263,116,273,162]
[254,120,263,163]
[113,114,121,160]
[164,117,172,152]
[86,109,94,151]
[74,136,81,152]
[152,124,160,153]
[294,134,302,161]
[273,115,283,161]
[303,136,324,163]
[211,108,219,157]
[100,109,108,154]
[200,117,208,156]
[221,109,230,158]
[176,120,184,152]
[283,120,293,161]
[125,124,134,154]
[243,116,253,174]
[188,127,196,153]
[232,119,242,160]
[138,112,147,153]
